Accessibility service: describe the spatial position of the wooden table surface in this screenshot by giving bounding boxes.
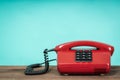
[0,66,120,80]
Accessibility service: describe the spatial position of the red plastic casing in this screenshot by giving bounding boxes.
[55,41,114,74]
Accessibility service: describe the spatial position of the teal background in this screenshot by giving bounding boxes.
[0,0,120,65]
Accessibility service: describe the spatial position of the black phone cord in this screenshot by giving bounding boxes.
[24,49,56,75]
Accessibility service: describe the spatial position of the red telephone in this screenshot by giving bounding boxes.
[25,41,114,75]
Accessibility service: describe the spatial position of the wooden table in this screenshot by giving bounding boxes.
[0,66,120,80]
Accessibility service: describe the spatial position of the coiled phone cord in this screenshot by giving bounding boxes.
[24,49,56,75]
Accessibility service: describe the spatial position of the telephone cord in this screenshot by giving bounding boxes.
[24,49,56,75]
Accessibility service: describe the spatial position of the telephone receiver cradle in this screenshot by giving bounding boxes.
[25,41,114,75]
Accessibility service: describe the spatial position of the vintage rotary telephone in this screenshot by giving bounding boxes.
[25,40,114,75]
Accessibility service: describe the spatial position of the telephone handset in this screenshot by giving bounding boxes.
[55,41,114,55]
[25,41,114,75]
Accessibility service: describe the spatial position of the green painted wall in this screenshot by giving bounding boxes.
[0,0,120,65]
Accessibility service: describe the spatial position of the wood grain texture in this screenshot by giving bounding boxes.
[0,66,120,80]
